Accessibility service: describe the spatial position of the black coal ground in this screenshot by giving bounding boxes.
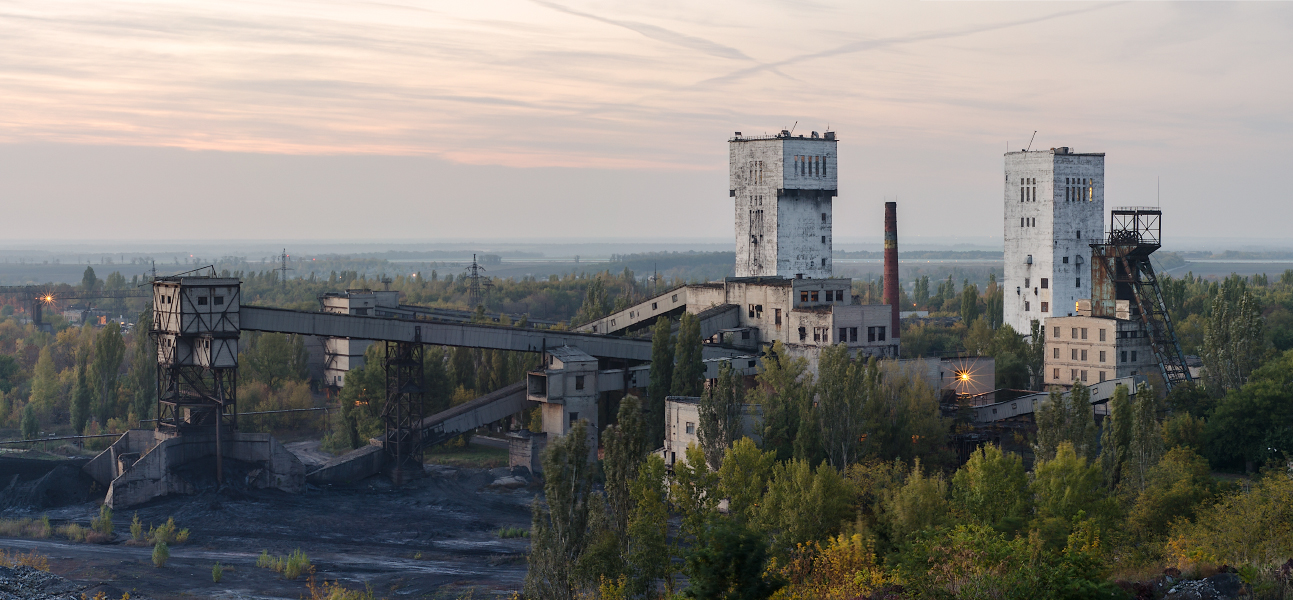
[0,459,537,599]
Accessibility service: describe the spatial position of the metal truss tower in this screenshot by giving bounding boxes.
[382,326,424,483]
[464,254,492,307]
[1090,208,1193,391]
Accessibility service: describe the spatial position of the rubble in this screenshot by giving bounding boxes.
[0,565,81,600]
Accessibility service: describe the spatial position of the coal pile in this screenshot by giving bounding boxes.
[0,458,97,510]
[0,565,81,600]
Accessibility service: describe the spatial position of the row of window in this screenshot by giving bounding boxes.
[1020,276,1081,293]
[1021,217,1037,227]
[800,289,846,303]
[1053,346,1138,364]
[1055,368,1110,383]
[748,160,766,184]
[1024,301,1049,312]
[1019,178,1037,203]
[795,155,828,178]
[797,325,886,343]
[1064,178,1093,202]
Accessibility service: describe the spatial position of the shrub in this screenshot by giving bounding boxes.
[284,549,312,581]
[91,505,113,536]
[497,527,530,539]
[59,523,87,542]
[257,550,276,570]
[0,549,50,571]
[130,513,143,542]
[212,562,224,583]
[152,541,169,567]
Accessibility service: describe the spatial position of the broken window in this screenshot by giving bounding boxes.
[1076,277,1081,288]
[840,327,848,342]
[877,326,886,341]
[198,297,208,305]
[1041,278,1049,289]
[800,291,809,302]
[1131,351,1138,362]
[1041,302,1049,312]
[1054,347,1060,359]
[685,422,695,434]
[798,327,807,341]
[811,291,819,302]
[850,327,858,342]
[749,304,755,318]
[775,308,782,325]
[575,375,585,390]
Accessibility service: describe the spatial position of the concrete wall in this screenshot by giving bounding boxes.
[306,443,384,485]
[1004,149,1104,335]
[730,133,838,279]
[1044,316,1154,387]
[101,431,305,509]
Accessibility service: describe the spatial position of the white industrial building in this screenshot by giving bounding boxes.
[578,129,899,363]
[1003,147,1105,335]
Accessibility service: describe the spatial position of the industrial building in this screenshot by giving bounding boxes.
[1044,301,1155,386]
[578,129,899,364]
[1003,147,1105,335]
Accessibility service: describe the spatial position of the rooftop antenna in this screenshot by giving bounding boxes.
[1025,131,1037,152]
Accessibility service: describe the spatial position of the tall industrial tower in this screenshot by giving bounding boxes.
[729,130,838,279]
[1003,147,1105,335]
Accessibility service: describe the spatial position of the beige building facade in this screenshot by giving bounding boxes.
[1044,314,1153,387]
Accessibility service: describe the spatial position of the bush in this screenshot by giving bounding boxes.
[0,517,52,539]
[130,513,143,542]
[91,505,113,536]
[152,541,169,567]
[212,562,224,583]
[284,549,312,581]
[497,527,530,539]
[58,523,87,542]
[0,549,50,571]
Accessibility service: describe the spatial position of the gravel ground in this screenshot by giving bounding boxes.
[1,461,539,599]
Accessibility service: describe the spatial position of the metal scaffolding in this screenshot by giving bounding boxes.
[1090,208,1193,391]
[382,327,425,483]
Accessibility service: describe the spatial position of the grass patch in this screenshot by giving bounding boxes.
[258,548,313,580]
[497,527,530,539]
[0,516,51,539]
[424,444,507,469]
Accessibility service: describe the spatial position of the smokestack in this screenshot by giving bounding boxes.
[884,202,900,339]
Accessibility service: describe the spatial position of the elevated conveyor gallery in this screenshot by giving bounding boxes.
[970,376,1144,423]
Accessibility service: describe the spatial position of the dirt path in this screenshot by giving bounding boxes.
[1,466,537,599]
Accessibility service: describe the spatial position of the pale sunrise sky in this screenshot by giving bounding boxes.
[0,0,1290,244]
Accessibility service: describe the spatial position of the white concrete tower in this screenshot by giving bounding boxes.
[1003,147,1105,335]
[729,130,838,278]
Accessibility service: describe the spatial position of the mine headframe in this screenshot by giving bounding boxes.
[152,271,242,436]
[1090,208,1193,391]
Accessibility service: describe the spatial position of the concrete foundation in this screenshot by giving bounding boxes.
[85,429,306,509]
[305,443,386,485]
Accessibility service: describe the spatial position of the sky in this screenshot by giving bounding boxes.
[0,0,1291,246]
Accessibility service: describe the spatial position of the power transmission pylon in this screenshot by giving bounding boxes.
[464,254,493,307]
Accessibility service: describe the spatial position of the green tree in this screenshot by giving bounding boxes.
[698,361,742,469]
[682,518,783,600]
[81,266,99,292]
[1027,319,1046,390]
[860,367,949,465]
[672,312,704,397]
[602,396,646,550]
[884,459,951,543]
[21,402,38,439]
[960,281,981,325]
[90,321,126,426]
[758,458,853,553]
[815,346,876,469]
[951,444,1030,536]
[984,274,1004,329]
[913,275,930,309]
[1031,442,1110,547]
[1202,287,1264,393]
[240,332,309,390]
[70,348,92,435]
[1098,384,1131,489]
[748,341,811,462]
[1126,446,1216,541]
[647,316,674,449]
[1126,382,1164,491]
[526,420,596,600]
[717,438,776,524]
[28,346,58,418]
[671,443,719,541]
[626,454,671,597]
[127,307,157,423]
[1204,349,1293,471]
[1161,411,1205,451]
[1034,381,1097,461]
